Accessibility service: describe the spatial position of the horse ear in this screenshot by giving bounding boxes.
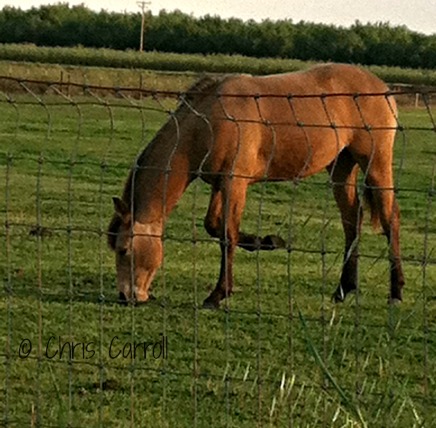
[112,197,129,219]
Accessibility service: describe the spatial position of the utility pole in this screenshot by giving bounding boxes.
[137,1,151,52]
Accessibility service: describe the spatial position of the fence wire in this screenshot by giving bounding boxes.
[1,74,435,428]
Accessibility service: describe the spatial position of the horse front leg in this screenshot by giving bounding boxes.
[204,185,286,253]
[203,240,237,308]
[203,178,248,309]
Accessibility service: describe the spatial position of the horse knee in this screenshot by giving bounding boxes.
[204,216,220,238]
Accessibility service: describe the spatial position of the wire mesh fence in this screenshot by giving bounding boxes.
[1,69,435,427]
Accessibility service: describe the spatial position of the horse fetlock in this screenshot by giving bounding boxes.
[134,287,151,303]
[332,286,346,303]
[332,284,356,303]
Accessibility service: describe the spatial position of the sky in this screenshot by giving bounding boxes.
[0,0,435,35]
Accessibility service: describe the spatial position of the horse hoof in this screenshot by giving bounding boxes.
[331,287,346,303]
[134,294,156,306]
[202,298,220,310]
[262,235,286,250]
[118,292,128,305]
[388,297,402,306]
[119,292,156,306]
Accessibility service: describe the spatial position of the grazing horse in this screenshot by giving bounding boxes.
[108,63,404,308]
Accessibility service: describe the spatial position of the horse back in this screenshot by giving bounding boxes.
[200,64,396,181]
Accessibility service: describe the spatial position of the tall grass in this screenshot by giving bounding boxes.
[0,43,310,75]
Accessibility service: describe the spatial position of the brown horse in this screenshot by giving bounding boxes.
[108,63,404,308]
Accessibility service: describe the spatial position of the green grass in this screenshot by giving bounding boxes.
[0,87,435,427]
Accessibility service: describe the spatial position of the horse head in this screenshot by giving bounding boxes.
[108,197,163,304]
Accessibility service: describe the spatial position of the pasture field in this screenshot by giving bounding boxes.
[0,81,435,427]
[2,43,436,87]
[0,60,198,96]
[0,44,312,76]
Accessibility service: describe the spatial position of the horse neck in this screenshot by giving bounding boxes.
[124,126,195,228]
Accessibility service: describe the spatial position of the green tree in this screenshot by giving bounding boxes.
[0,4,434,69]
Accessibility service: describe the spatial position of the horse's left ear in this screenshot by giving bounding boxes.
[112,197,129,219]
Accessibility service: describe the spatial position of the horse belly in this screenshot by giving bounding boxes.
[261,127,348,180]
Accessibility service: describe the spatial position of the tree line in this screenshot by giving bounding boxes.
[1,4,435,70]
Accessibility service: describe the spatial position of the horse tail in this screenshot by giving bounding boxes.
[363,184,381,231]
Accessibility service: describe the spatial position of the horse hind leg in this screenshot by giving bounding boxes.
[328,149,363,302]
[364,166,405,303]
[348,130,405,303]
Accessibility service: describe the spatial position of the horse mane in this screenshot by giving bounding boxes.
[169,74,225,119]
[184,74,224,101]
[107,74,225,249]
